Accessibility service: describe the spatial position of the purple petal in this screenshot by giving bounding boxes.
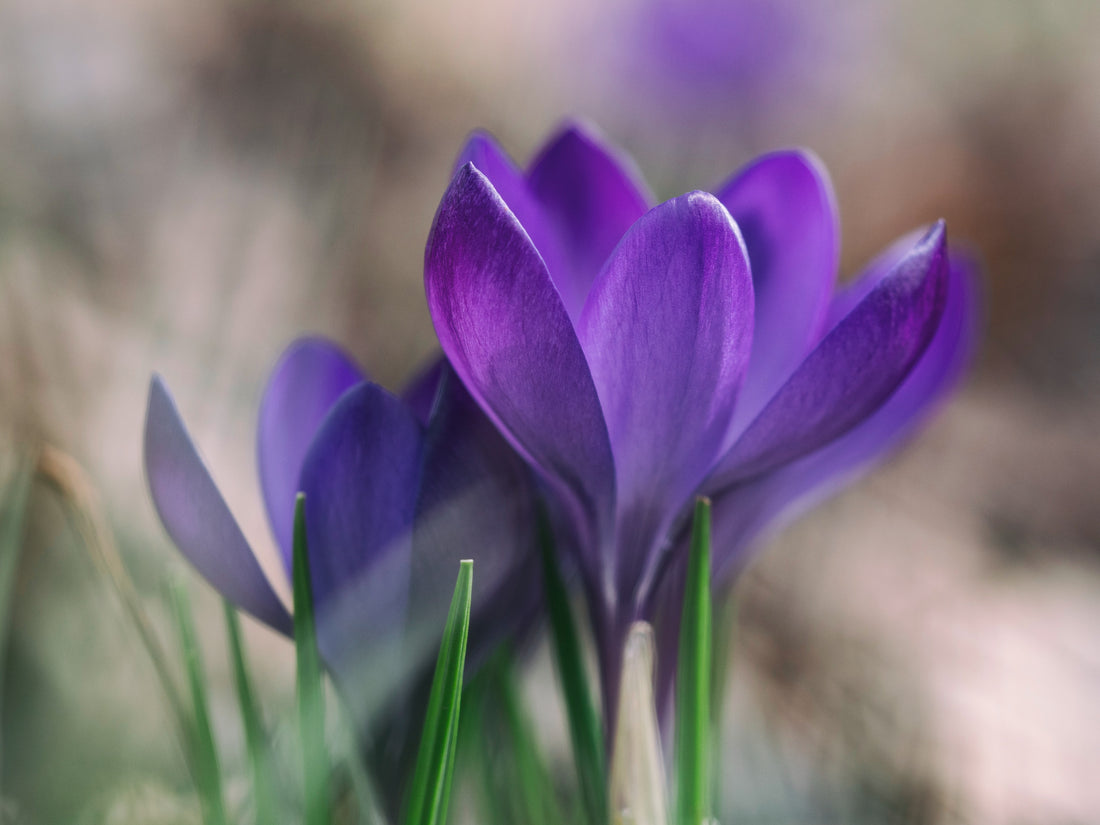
[424,163,615,568]
[710,221,950,486]
[455,131,563,280]
[707,247,979,583]
[577,192,754,601]
[824,229,923,331]
[715,150,840,438]
[649,246,977,750]
[298,381,424,678]
[527,123,652,321]
[258,337,364,575]
[144,376,292,634]
[653,250,976,709]
[402,355,446,425]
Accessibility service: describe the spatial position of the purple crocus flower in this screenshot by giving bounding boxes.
[143,337,538,728]
[424,124,978,721]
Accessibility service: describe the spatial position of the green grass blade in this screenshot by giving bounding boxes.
[709,594,737,814]
[0,456,34,787]
[169,580,228,825]
[293,494,330,825]
[0,457,33,664]
[537,505,606,825]
[494,652,569,825]
[675,498,712,825]
[224,600,278,824]
[37,446,201,795]
[403,559,473,825]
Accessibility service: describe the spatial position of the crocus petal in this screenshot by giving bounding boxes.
[144,376,292,634]
[710,221,950,486]
[411,366,540,671]
[715,150,840,438]
[708,248,978,581]
[298,381,424,680]
[257,337,364,574]
[401,355,446,425]
[527,123,652,321]
[455,131,563,279]
[650,249,979,719]
[424,163,616,568]
[577,192,753,601]
[823,229,923,331]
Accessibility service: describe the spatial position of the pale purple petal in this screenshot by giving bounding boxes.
[715,150,839,438]
[424,163,615,567]
[710,221,950,486]
[258,337,363,574]
[527,123,652,321]
[298,381,424,674]
[577,192,753,600]
[144,376,292,634]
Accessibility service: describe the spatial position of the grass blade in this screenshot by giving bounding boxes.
[224,600,278,824]
[537,506,606,825]
[710,594,737,814]
[0,455,34,787]
[675,498,712,825]
[403,559,473,825]
[169,580,227,825]
[36,447,195,765]
[494,652,569,825]
[293,493,330,825]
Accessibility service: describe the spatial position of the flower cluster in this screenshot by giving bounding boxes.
[145,121,976,757]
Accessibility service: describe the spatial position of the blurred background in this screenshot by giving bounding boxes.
[1,0,1099,822]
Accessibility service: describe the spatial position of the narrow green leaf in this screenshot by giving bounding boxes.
[333,698,387,825]
[224,600,278,824]
[465,651,571,825]
[459,674,509,825]
[37,446,199,796]
[403,559,473,825]
[293,493,330,825]
[0,456,34,786]
[169,580,228,825]
[675,498,712,825]
[709,594,737,814]
[537,505,606,825]
[493,652,569,825]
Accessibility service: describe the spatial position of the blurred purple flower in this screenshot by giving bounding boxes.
[632,0,816,110]
[586,0,864,136]
[143,338,537,723]
[424,124,978,719]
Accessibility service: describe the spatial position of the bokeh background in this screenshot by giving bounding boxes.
[1,0,1099,822]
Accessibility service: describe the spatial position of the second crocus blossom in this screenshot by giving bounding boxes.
[144,338,538,728]
[424,124,977,717]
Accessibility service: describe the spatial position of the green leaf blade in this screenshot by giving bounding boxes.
[675,497,712,825]
[224,600,278,825]
[0,455,34,786]
[538,506,606,825]
[293,493,330,825]
[403,559,473,825]
[169,580,228,825]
